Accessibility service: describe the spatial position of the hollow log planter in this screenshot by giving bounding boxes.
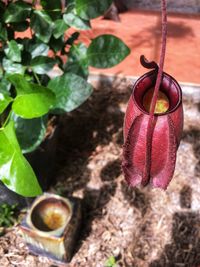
[122,70,183,189]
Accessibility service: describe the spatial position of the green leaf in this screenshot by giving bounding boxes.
[0,23,7,41]
[41,0,62,19]
[63,13,90,30]
[30,56,56,75]
[53,19,69,39]
[11,21,29,32]
[30,10,54,43]
[105,256,117,267]
[8,74,55,119]
[5,40,22,63]
[64,43,89,78]
[0,78,11,95]
[87,35,130,68]
[75,0,112,19]
[67,0,76,6]
[0,203,18,228]
[41,0,61,10]
[0,121,42,197]
[3,1,31,23]
[29,43,49,59]
[0,2,6,23]
[48,73,92,112]
[12,113,47,154]
[18,38,46,61]
[49,36,65,53]
[16,37,30,50]
[0,93,13,115]
[3,58,25,75]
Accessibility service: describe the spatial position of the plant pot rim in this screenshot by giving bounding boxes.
[26,193,72,237]
[132,70,183,116]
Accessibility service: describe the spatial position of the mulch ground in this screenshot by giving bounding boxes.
[0,76,200,267]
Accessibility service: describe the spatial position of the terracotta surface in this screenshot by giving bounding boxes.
[86,10,200,84]
[16,10,200,84]
[128,0,200,14]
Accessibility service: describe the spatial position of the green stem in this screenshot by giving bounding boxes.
[2,111,12,128]
[33,71,41,85]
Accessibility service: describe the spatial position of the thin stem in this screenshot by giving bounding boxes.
[33,71,41,85]
[61,0,66,13]
[143,0,167,185]
[149,0,167,115]
[2,111,12,128]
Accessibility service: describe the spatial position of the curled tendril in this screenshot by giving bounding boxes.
[140,55,158,70]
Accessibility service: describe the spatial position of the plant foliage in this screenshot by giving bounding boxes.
[0,203,18,228]
[105,256,117,267]
[0,0,130,197]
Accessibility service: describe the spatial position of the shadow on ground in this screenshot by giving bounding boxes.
[182,128,200,177]
[121,182,150,217]
[54,75,130,250]
[120,127,200,266]
[150,185,200,267]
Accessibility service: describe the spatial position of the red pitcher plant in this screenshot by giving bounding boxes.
[122,0,184,190]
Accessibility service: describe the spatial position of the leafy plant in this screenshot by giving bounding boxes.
[105,256,117,267]
[0,203,19,228]
[0,0,130,197]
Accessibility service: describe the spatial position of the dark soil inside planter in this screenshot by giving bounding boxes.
[0,76,200,267]
[25,123,59,192]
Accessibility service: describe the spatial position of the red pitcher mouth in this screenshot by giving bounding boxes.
[133,70,182,116]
